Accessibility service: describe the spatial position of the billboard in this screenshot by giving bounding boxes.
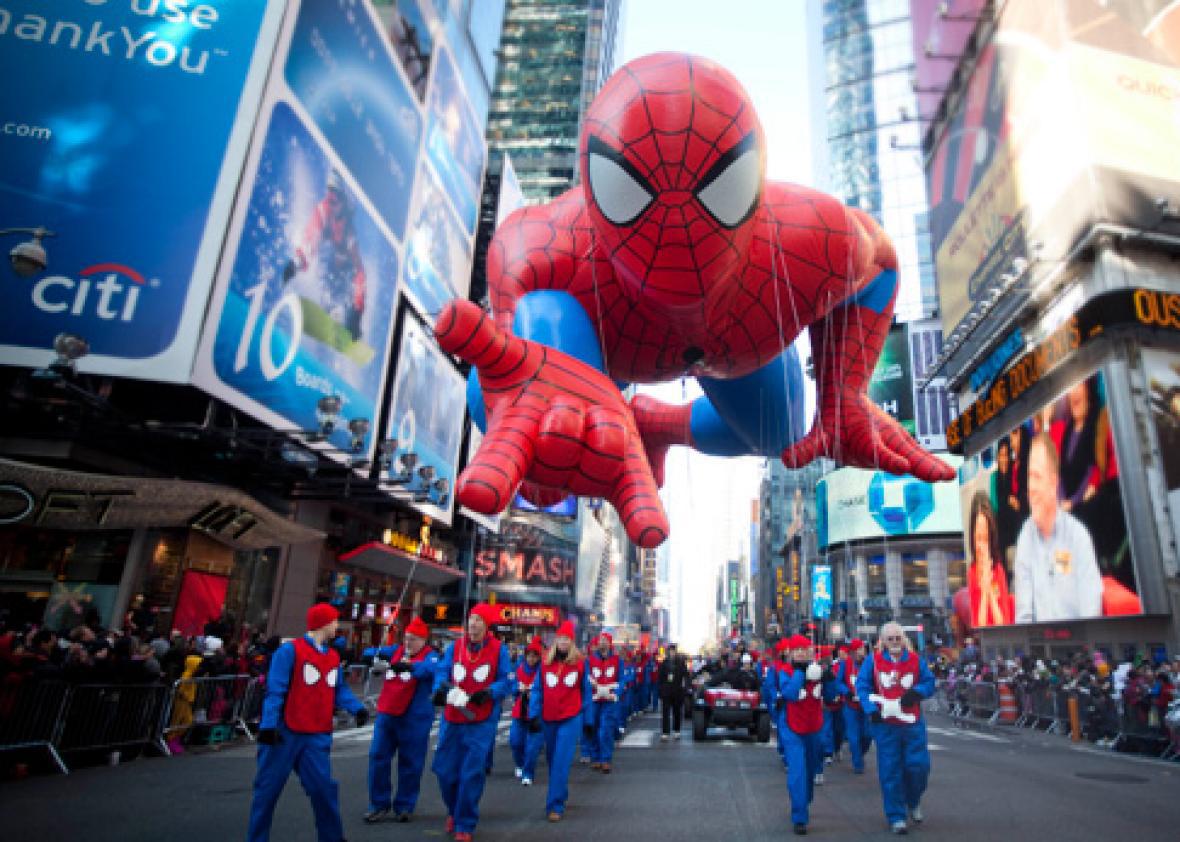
[473,543,578,599]
[812,565,833,620]
[927,0,1180,337]
[424,45,487,235]
[910,0,987,123]
[956,368,1142,628]
[0,0,283,380]
[817,456,963,549]
[1141,348,1180,573]
[372,0,437,102]
[381,311,467,523]
[909,318,954,451]
[195,101,400,457]
[869,324,915,433]
[402,162,474,316]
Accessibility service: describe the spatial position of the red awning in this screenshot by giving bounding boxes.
[338,541,465,588]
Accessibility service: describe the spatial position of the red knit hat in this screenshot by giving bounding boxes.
[594,631,613,646]
[849,638,865,651]
[469,603,500,627]
[306,603,338,631]
[788,634,811,650]
[526,635,544,655]
[555,619,575,639]
[404,616,429,638]
[774,638,790,653]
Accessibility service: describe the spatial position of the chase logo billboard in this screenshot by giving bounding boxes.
[0,0,280,380]
[816,456,963,549]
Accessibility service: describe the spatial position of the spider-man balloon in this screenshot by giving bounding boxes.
[435,53,955,548]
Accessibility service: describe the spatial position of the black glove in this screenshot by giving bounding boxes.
[821,668,837,684]
[900,690,923,708]
[281,259,297,284]
[256,728,281,745]
[468,689,491,706]
[792,660,808,671]
[390,661,413,674]
[528,717,542,733]
[583,723,595,739]
[432,686,449,706]
[355,708,369,727]
[871,710,884,725]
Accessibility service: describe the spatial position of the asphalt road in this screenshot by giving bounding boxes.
[3,711,1178,841]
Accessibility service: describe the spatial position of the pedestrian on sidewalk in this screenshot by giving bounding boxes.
[246,603,369,842]
[837,639,872,774]
[587,632,622,772]
[771,634,840,835]
[509,636,545,786]
[856,621,935,835]
[528,620,591,822]
[363,615,440,824]
[430,603,512,842]
[657,643,689,740]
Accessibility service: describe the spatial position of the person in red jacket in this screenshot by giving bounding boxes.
[837,638,872,774]
[528,620,592,822]
[247,603,368,842]
[363,616,440,823]
[586,632,622,772]
[769,634,841,835]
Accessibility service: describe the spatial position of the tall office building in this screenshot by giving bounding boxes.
[485,0,622,203]
[819,0,937,321]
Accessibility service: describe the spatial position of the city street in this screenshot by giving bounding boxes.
[3,712,1178,841]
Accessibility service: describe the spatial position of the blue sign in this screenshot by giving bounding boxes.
[425,46,486,234]
[868,473,935,535]
[286,0,423,240]
[0,0,277,378]
[383,314,467,524]
[511,494,578,519]
[968,327,1024,393]
[202,102,398,455]
[403,164,473,316]
[812,565,833,620]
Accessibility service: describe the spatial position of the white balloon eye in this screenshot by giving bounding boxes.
[326,668,338,688]
[453,664,467,683]
[694,133,761,228]
[563,671,579,687]
[303,663,321,686]
[473,664,491,683]
[587,135,655,226]
[545,672,559,688]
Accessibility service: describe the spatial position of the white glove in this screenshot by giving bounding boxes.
[447,687,470,708]
[805,663,823,682]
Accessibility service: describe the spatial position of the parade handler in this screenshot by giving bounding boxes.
[363,615,440,823]
[509,636,546,786]
[586,632,622,772]
[430,603,512,842]
[855,622,935,835]
[771,634,841,836]
[528,620,592,822]
[837,638,872,774]
[247,603,369,842]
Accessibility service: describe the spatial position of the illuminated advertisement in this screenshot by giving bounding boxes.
[473,544,578,599]
[0,0,283,380]
[194,102,398,458]
[869,324,914,434]
[927,0,1180,337]
[372,0,436,102]
[817,456,963,549]
[285,0,424,240]
[956,368,1142,629]
[381,311,467,524]
[402,163,473,316]
[424,45,487,234]
[1142,348,1180,571]
[812,565,832,620]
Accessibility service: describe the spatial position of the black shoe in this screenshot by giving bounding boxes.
[363,807,390,824]
[394,812,411,823]
[794,823,808,835]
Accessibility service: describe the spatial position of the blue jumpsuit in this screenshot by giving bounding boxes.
[508,662,544,779]
[365,645,440,815]
[763,662,790,771]
[856,653,935,825]
[247,636,364,842]
[616,661,635,736]
[586,654,621,764]
[430,638,512,836]
[772,665,840,826]
[529,658,593,816]
[836,659,871,773]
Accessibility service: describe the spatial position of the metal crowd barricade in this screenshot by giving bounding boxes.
[162,674,263,745]
[56,683,171,760]
[1113,701,1171,757]
[0,680,71,774]
[969,680,1001,724]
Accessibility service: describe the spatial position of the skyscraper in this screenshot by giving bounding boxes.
[486,0,622,203]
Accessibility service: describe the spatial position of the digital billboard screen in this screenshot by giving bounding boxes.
[956,368,1142,629]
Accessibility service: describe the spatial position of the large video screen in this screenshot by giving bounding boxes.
[956,369,1142,629]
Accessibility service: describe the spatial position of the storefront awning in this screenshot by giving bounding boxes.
[338,542,465,588]
[0,457,323,550]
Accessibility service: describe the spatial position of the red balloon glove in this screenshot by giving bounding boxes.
[434,300,670,548]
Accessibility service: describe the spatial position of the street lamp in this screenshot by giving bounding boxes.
[1,227,55,278]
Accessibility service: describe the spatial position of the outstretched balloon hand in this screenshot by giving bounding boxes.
[782,389,955,483]
[434,300,670,548]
